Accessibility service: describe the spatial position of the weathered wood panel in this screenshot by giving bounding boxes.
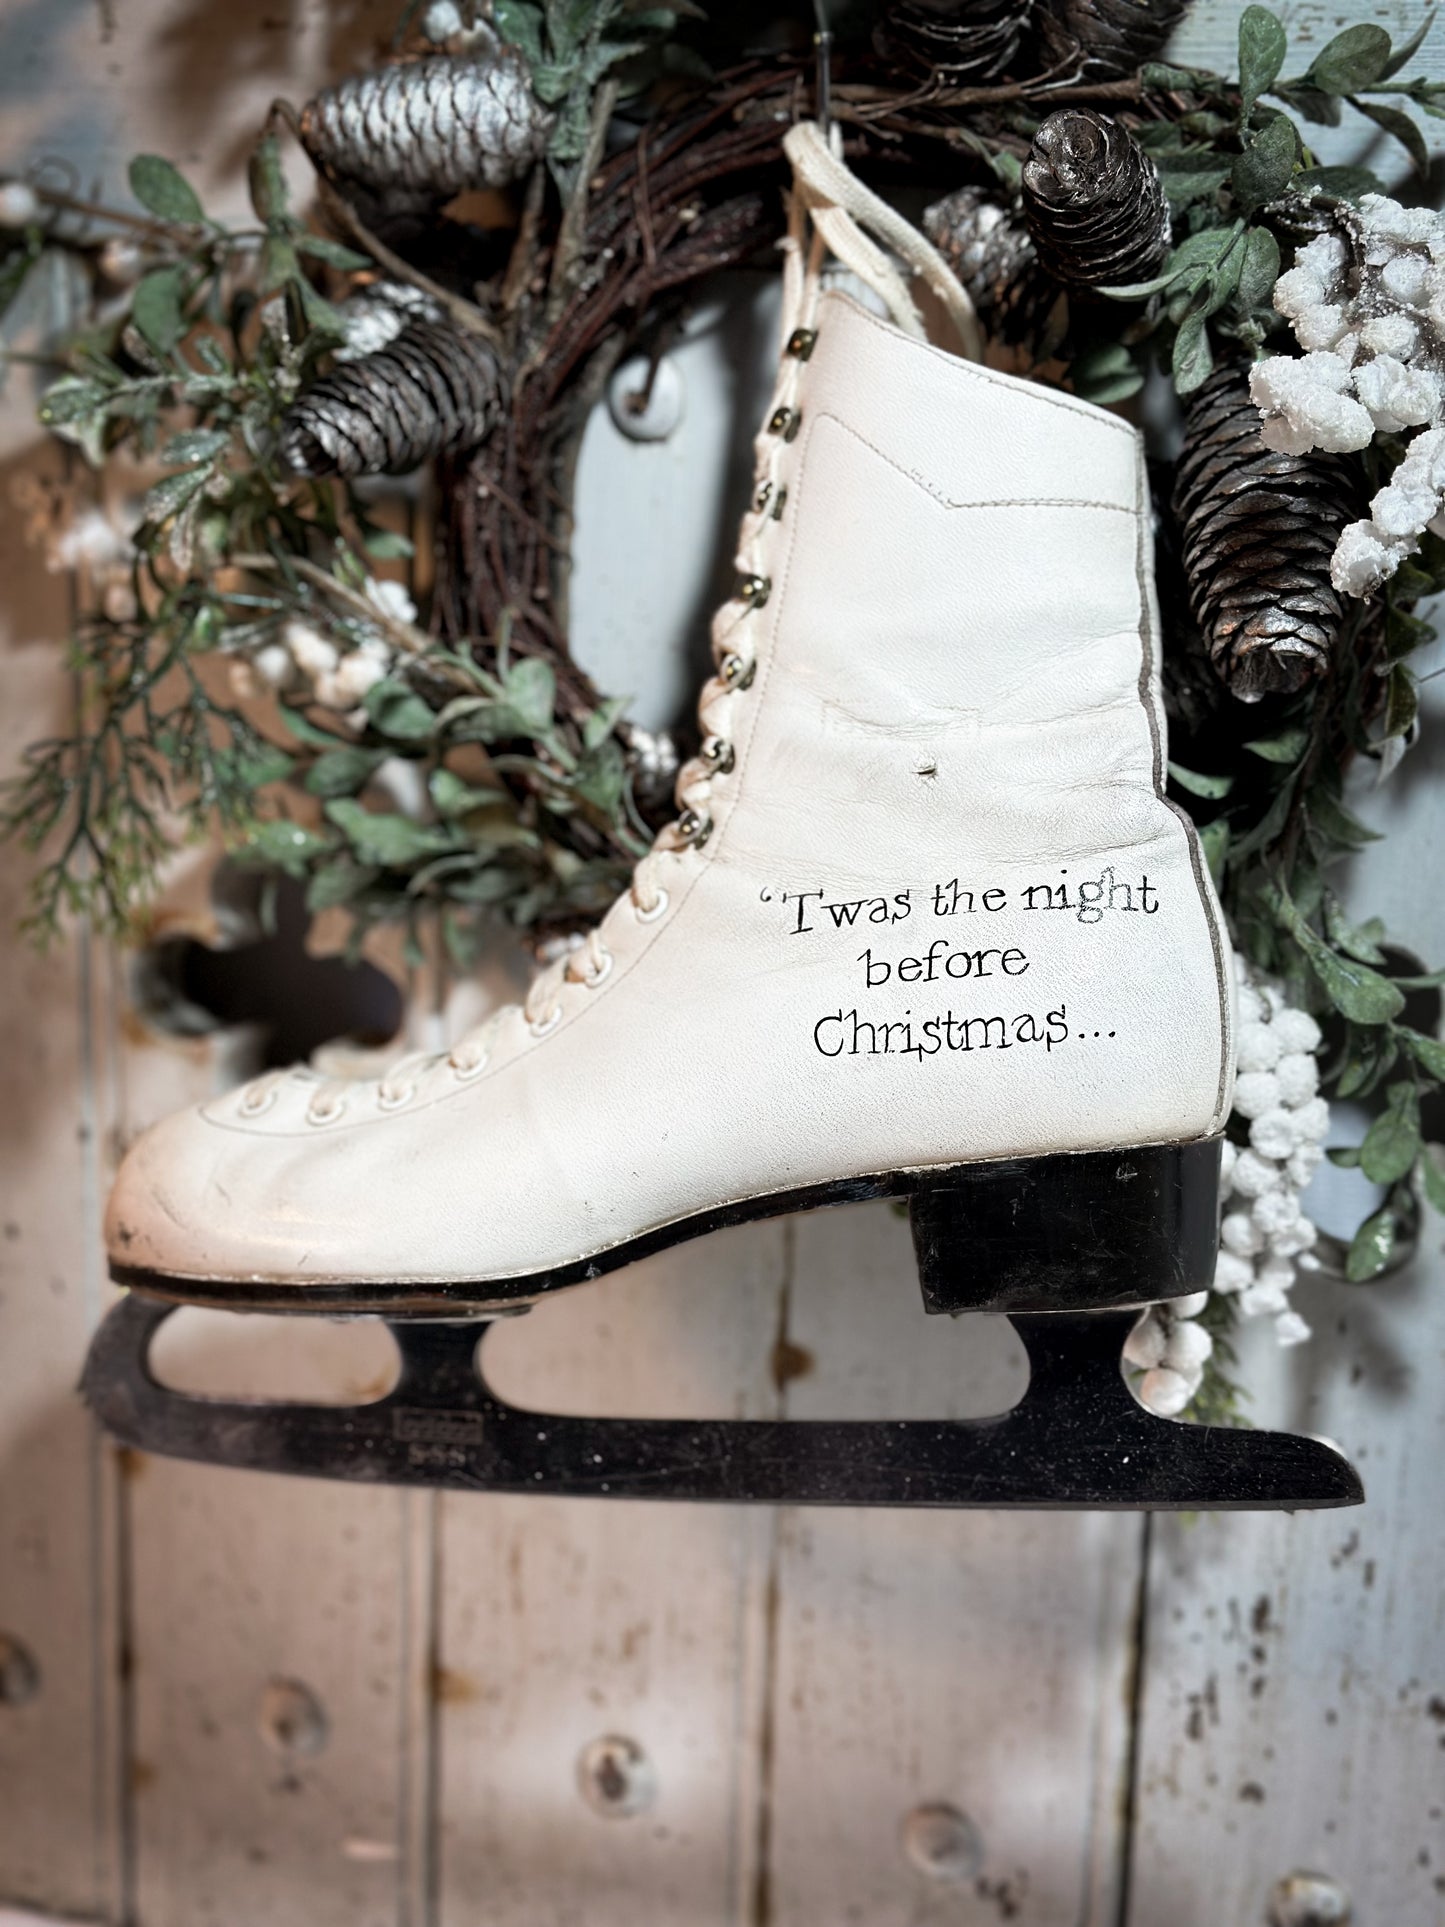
[435,1225,788,1927]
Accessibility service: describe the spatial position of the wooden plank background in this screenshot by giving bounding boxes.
[2,6,1443,1924]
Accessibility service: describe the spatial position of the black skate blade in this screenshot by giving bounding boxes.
[80,1297,1363,1512]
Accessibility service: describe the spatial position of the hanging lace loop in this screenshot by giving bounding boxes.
[782,121,983,362]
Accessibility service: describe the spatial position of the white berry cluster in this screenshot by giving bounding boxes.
[1128,961,1327,1418]
[230,579,410,716]
[1249,195,1445,597]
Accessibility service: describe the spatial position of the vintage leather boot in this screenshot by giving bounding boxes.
[105,124,1234,1317]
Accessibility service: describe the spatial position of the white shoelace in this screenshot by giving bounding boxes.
[247,124,980,1127]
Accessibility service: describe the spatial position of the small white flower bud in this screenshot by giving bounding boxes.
[1234,1070,1282,1119]
[1123,1312,1168,1371]
[1274,1309,1312,1348]
[1163,1319,1214,1374]
[1269,1216,1318,1258]
[0,181,40,226]
[1232,1149,1282,1199]
[1213,1250,1254,1295]
[1222,1211,1264,1257]
[99,236,144,285]
[1239,1277,1289,1317]
[1251,1109,1301,1160]
[1138,1367,1192,1419]
[1291,1096,1331,1144]
[1252,1189,1302,1237]
[1275,1052,1319,1106]
[1218,1140,1239,1193]
[1286,1143,1324,1187]
[284,620,339,678]
[1236,1023,1283,1073]
[254,643,293,688]
[1169,1291,1211,1319]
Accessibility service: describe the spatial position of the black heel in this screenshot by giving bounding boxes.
[909,1138,1221,1316]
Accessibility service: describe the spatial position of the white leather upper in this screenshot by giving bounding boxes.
[105,275,1233,1289]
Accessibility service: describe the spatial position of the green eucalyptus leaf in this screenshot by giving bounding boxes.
[1172,308,1213,392]
[1169,762,1235,799]
[1232,112,1299,207]
[1353,98,1431,175]
[1360,1088,1421,1183]
[430,768,507,816]
[1399,1026,1445,1080]
[305,855,380,911]
[131,266,186,354]
[364,678,438,743]
[247,134,289,225]
[1419,1145,1445,1214]
[1327,1144,1362,1168]
[1198,817,1229,885]
[1141,61,1210,92]
[305,746,387,798]
[129,153,205,225]
[278,705,347,749]
[238,818,334,878]
[582,696,627,751]
[1070,340,1143,403]
[1303,933,1404,1023]
[1245,726,1310,763]
[161,427,230,465]
[1306,23,1393,95]
[359,527,414,560]
[1239,7,1288,118]
[294,233,372,270]
[1308,788,1381,849]
[503,657,556,733]
[1292,162,1385,199]
[572,736,625,812]
[1384,663,1419,738]
[1235,225,1282,313]
[1345,1202,1397,1281]
[324,798,459,867]
[1323,897,1387,964]
[142,463,210,524]
[1382,15,1434,79]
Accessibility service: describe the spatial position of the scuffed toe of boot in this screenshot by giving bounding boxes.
[103,1102,287,1286]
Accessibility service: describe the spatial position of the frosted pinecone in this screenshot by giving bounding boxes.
[334,282,441,363]
[300,47,553,202]
[280,317,503,477]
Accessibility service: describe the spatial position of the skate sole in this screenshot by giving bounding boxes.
[110,1137,1221,1320]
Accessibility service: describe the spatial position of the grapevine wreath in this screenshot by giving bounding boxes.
[6,0,1445,1415]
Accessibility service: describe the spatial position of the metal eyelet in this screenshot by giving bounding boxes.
[448,1052,488,1082]
[737,573,771,609]
[702,734,735,773]
[754,480,774,513]
[767,407,801,442]
[305,1098,347,1127]
[769,486,788,520]
[785,328,817,360]
[633,887,670,924]
[720,652,756,689]
[528,1007,563,1040]
[377,1084,416,1112]
[239,1085,277,1118]
[574,949,614,990]
[677,808,713,848]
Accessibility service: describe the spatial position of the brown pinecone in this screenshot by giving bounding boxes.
[922,187,1063,354]
[1021,109,1170,289]
[1038,0,1191,79]
[1172,364,1362,701]
[875,0,1035,83]
[299,47,552,204]
[280,317,504,477]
